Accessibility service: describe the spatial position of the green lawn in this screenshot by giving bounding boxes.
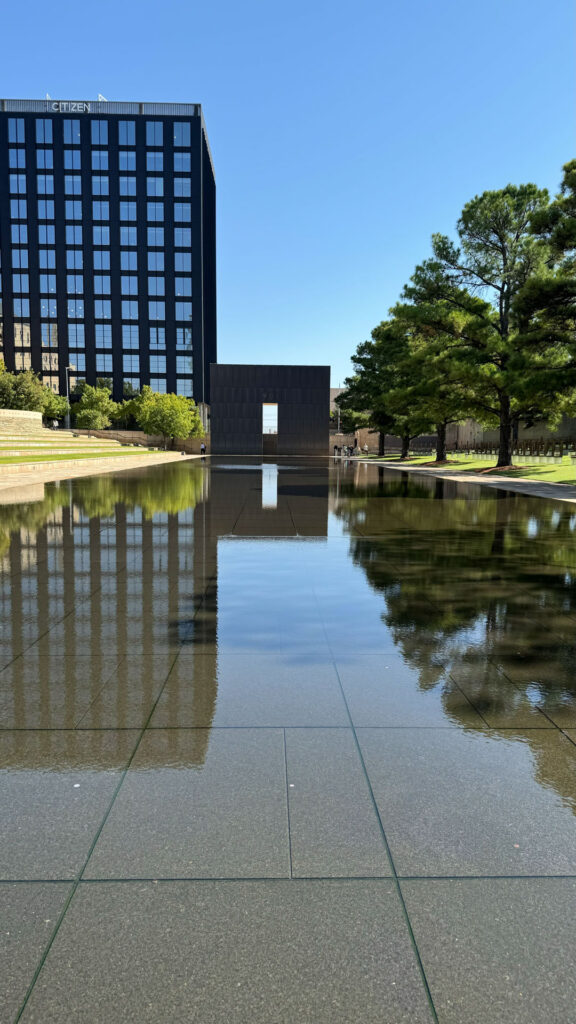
[361,452,576,485]
[0,449,159,465]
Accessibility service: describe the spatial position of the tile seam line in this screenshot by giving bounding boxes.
[282,728,294,878]
[5,872,576,885]
[330,657,440,1024]
[12,641,184,1023]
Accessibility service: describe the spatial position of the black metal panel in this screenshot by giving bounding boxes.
[210,364,329,455]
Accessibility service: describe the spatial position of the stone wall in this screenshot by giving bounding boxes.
[0,409,43,434]
[73,429,210,454]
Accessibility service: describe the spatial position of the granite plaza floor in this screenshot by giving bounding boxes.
[2,458,576,1022]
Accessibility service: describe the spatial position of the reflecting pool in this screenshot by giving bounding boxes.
[2,459,576,1022]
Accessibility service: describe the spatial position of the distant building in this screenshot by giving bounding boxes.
[0,98,216,405]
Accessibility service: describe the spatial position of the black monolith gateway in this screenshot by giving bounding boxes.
[210,364,329,455]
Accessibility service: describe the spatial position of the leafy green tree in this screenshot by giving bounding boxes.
[394,184,557,467]
[0,365,46,411]
[42,390,69,421]
[135,388,204,448]
[73,385,118,429]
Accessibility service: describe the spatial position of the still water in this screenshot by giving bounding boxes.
[2,458,576,1023]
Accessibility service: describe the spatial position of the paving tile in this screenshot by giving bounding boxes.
[0,731,140,880]
[358,727,576,876]
[335,654,485,728]
[150,653,348,727]
[285,728,391,876]
[403,878,576,1024]
[21,880,433,1023]
[75,656,176,728]
[448,662,555,728]
[85,729,289,878]
[0,655,121,729]
[0,882,71,1022]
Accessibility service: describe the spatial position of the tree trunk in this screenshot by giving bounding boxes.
[497,395,513,467]
[378,432,385,456]
[435,421,447,462]
[401,434,410,459]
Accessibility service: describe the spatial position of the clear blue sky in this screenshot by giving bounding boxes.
[3,0,574,385]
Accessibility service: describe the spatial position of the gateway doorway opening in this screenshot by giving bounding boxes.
[262,403,278,455]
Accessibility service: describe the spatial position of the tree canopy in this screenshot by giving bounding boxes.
[134,388,204,447]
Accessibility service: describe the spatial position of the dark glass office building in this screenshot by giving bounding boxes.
[0,99,216,406]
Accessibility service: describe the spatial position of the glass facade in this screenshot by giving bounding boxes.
[0,99,216,403]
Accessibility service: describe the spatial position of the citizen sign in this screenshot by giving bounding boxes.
[48,101,91,113]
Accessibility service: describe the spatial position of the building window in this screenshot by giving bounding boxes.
[65,175,82,195]
[148,277,165,296]
[148,301,165,320]
[146,152,163,172]
[121,276,138,295]
[122,300,138,319]
[96,353,113,373]
[120,251,137,271]
[118,121,136,145]
[37,150,54,169]
[94,251,111,270]
[174,152,191,172]
[175,302,192,321]
[94,300,111,318]
[150,355,167,374]
[68,323,85,347]
[92,175,109,195]
[174,203,191,222]
[174,178,191,197]
[67,299,84,318]
[147,227,164,247]
[13,273,30,292]
[175,278,192,296]
[39,250,56,269]
[176,356,193,375]
[12,224,28,244]
[10,199,27,219]
[176,327,192,350]
[42,351,59,371]
[92,150,109,170]
[66,225,82,245]
[176,378,193,396]
[173,122,191,147]
[37,174,54,194]
[174,228,191,247]
[120,201,137,221]
[119,151,136,171]
[39,273,56,293]
[147,177,164,196]
[66,250,83,269]
[41,323,59,347]
[91,120,108,145]
[8,118,25,143]
[150,378,166,393]
[12,250,29,268]
[175,252,191,272]
[15,351,32,370]
[120,227,137,246]
[93,201,110,220]
[150,327,165,349]
[94,275,111,294]
[95,324,112,347]
[43,375,59,392]
[147,202,163,222]
[123,377,140,392]
[70,352,86,372]
[146,121,163,146]
[93,226,110,245]
[122,325,139,348]
[9,149,26,168]
[38,200,55,220]
[40,297,57,317]
[64,150,81,169]
[123,354,140,373]
[10,174,26,193]
[65,201,82,220]
[67,274,84,294]
[148,252,164,271]
[36,119,53,144]
[63,120,81,144]
[14,322,31,345]
[119,177,136,196]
